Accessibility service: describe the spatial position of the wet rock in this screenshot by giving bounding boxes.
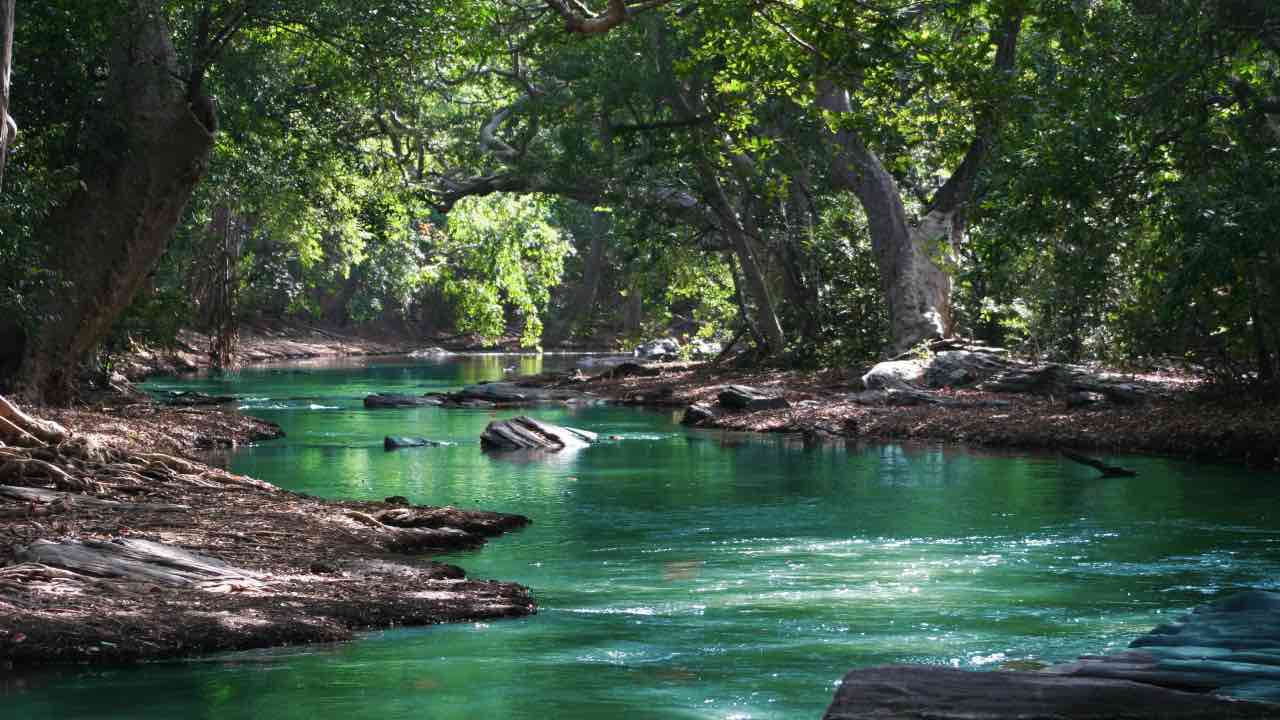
[822,665,1277,720]
[681,403,719,426]
[717,385,790,411]
[1053,590,1280,701]
[861,360,926,390]
[634,337,681,360]
[384,496,410,506]
[383,436,450,450]
[363,393,436,408]
[157,391,237,407]
[479,416,597,451]
[446,382,597,407]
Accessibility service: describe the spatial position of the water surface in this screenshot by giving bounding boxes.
[7,355,1280,719]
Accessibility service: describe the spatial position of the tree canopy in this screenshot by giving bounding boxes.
[1,0,1277,402]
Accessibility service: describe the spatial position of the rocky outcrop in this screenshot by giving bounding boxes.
[824,590,1280,718]
[1051,590,1280,703]
[479,416,597,451]
[861,359,926,390]
[717,385,790,411]
[363,393,439,408]
[822,665,1277,720]
[634,337,681,360]
[681,403,720,426]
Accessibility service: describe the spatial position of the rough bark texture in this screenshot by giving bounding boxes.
[820,11,1023,355]
[17,1,215,405]
[0,0,14,191]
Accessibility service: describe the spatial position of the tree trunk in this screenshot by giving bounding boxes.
[546,211,609,346]
[17,1,215,404]
[821,96,954,354]
[0,0,14,192]
[695,162,787,354]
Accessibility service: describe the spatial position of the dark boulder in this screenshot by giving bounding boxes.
[479,416,597,451]
[823,665,1277,720]
[923,350,1011,388]
[383,436,450,450]
[363,393,437,408]
[717,385,790,411]
[158,391,237,407]
[681,403,720,426]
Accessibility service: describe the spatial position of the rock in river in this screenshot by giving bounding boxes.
[480,416,598,451]
[364,393,438,408]
[822,665,1276,720]
[383,436,450,450]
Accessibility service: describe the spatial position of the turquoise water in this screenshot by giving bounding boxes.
[7,355,1280,719]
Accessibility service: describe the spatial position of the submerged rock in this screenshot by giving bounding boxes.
[383,436,450,451]
[479,416,597,451]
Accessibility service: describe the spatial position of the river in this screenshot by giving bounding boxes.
[7,354,1280,719]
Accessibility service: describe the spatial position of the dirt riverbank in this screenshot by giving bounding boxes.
[0,397,534,666]
[538,361,1280,470]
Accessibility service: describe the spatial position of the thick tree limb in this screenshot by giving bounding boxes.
[543,0,675,34]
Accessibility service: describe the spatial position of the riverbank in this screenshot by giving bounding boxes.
[116,317,565,380]
[0,396,534,665]
[535,359,1280,470]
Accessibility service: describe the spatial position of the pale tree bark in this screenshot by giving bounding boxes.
[0,0,15,191]
[820,9,1023,354]
[18,1,216,404]
[542,0,675,34]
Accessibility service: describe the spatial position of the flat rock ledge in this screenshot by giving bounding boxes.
[480,416,597,452]
[825,590,1280,718]
[823,665,1276,720]
[366,382,602,410]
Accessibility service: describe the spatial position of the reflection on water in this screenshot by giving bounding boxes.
[7,354,1280,720]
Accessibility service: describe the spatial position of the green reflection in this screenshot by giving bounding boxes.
[8,355,1280,720]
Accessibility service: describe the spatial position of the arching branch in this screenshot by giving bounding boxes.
[542,0,675,34]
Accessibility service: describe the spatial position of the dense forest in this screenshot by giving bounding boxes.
[1,0,1278,404]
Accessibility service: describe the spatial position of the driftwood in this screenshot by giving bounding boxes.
[1062,451,1138,478]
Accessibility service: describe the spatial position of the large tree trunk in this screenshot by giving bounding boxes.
[0,0,14,191]
[546,211,609,346]
[17,2,215,404]
[820,95,954,354]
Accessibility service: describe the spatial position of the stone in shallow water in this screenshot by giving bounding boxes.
[822,665,1278,720]
[383,436,449,450]
[479,416,597,451]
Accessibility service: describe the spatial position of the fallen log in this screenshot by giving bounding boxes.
[1062,451,1138,478]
